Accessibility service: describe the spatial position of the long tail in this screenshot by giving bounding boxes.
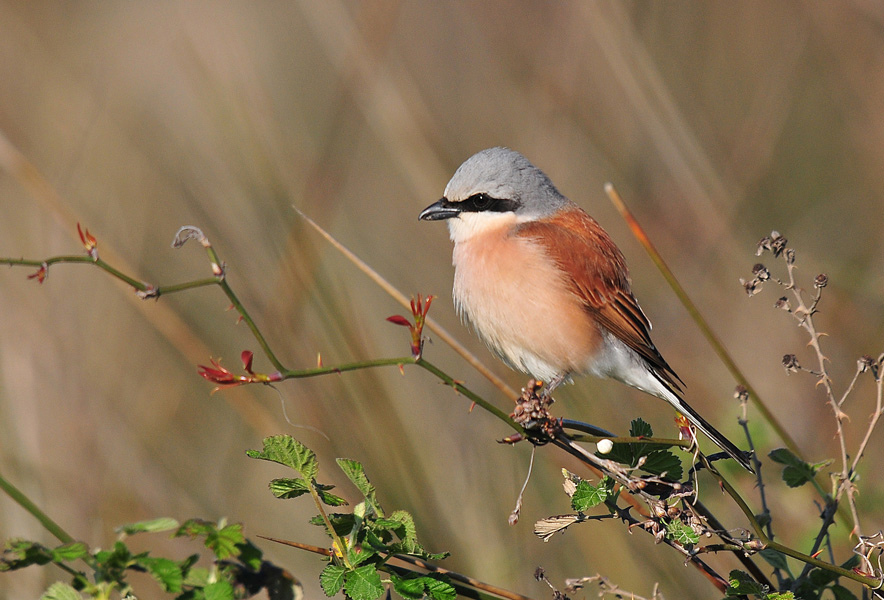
[658,385,755,473]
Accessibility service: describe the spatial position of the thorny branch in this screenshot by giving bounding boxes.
[4,225,884,595]
[743,231,884,584]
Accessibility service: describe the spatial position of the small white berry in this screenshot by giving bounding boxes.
[597,439,614,454]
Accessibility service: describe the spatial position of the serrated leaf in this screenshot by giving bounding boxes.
[423,576,457,600]
[664,520,699,546]
[207,523,244,560]
[204,579,235,600]
[769,448,819,488]
[311,513,357,537]
[391,573,456,600]
[268,478,347,506]
[176,518,216,539]
[269,478,311,499]
[758,549,790,572]
[183,566,211,588]
[727,570,765,595]
[320,564,347,596]
[602,419,672,472]
[40,581,82,600]
[247,435,318,481]
[640,451,683,481]
[630,418,654,438]
[344,564,384,600]
[50,542,88,562]
[384,511,417,548]
[391,573,426,600]
[830,583,858,600]
[1,540,53,570]
[571,480,609,511]
[379,511,448,560]
[116,517,180,536]
[336,459,381,514]
[782,465,813,488]
[765,593,795,600]
[138,556,184,592]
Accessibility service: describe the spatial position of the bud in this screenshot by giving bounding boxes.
[752,264,770,281]
[774,296,791,311]
[814,273,828,289]
[782,354,800,373]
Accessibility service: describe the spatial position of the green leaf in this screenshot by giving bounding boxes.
[759,549,790,572]
[203,579,235,600]
[1,540,53,571]
[176,518,216,539]
[176,519,244,560]
[40,582,82,600]
[768,448,803,467]
[343,564,384,600]
[247,435,319,481]
[765,593,795,599]
[831,584,858,600]
[630,418,653,438]
[726,570,765,595]
[207,522,244,560]
[422,576,457,600]
[50,542,88,563]
[336,459,381,514]
[235,540,264,571]
[138,556,184,592]
[116,517,180,536]
[639,450,683,481]
[782,465,814,488]
[270,478,348,506]
[768,448,819,488]
[269,478,311,499]
[571,479,610,511]
[320,564,347,596]
[377,510,448,560]
[391,573,456,600]
[601,419,680,479]
[664,520,699,546]
[311,513,357,537]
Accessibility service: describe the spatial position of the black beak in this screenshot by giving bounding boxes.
[419,198,461,221]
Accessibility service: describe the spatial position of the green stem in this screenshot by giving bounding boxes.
[280,357,416,379]
[415,358,523,433]
[305,479,352,570]
[568,434,691,448]
[0,470,74,544]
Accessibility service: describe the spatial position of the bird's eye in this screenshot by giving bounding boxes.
[471,193,493,210]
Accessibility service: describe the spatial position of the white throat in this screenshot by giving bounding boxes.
[446,212,530,244]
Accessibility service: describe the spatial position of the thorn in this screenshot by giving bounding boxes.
[317,352,323,368]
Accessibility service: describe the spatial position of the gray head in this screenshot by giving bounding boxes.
[419,148,569,225]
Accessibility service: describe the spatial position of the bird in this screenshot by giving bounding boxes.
[419,147,753,473]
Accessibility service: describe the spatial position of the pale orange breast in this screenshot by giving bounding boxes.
[451,222,602,381]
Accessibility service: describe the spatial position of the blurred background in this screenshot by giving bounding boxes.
[1,2,883,598]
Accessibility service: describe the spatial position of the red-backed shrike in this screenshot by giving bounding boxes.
[420,147,753,472]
